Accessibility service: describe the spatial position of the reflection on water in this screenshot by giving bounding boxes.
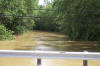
[0,31,100,66]
[0,31,99,52]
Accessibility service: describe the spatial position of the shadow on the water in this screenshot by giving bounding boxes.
[0,31,99,52]
[13,41,99,52]
[43,41,99,52]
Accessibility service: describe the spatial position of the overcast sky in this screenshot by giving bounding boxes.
[39,0,52,5]
[39,0,44,5]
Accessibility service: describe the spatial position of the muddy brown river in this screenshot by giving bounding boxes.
[0,31,100,66]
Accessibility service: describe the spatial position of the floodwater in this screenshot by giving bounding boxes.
[0,31,100,66]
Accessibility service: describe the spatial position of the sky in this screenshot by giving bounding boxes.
[39,0,44,5]
[39,0,52,5]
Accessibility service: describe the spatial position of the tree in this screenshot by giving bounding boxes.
[53,0,100,41]
[0,0,38,40]
[35,2,59,31]
[0,0,38,34]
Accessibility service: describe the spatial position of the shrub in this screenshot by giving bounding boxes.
[54,0,100,41]
[15,26,28,34]
[0,25,14,40]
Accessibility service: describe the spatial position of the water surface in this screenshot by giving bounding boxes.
[0,31,100,66]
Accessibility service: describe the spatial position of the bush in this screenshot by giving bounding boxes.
[0,25,14,40]
[15,26,28,34]
[54,0,100,41]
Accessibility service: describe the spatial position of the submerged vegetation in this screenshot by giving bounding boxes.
[0,0,99,41]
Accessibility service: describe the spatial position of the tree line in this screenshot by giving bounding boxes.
[0,0,38,40]
[35,0,100,41]
[53,0,100,41]
[0,0,100,41]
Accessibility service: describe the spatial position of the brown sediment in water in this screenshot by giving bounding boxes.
[0,58,100,66]
[0,31,100,66]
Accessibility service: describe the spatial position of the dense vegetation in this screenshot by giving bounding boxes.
[0,0,38,40]
[0,0,99,41]
[0,25,14,40]
[34,3,59,31]
[36,0,100,41]
[53,0,100,41]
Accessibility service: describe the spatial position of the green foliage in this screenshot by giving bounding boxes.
[0,0,38,35]
[53,0,100,41]
[35,3,59,31]
[0,0,38,40]
[0,25,14,40]
[15,26,27,34]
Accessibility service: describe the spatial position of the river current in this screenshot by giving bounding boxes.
[0,31,100,66]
